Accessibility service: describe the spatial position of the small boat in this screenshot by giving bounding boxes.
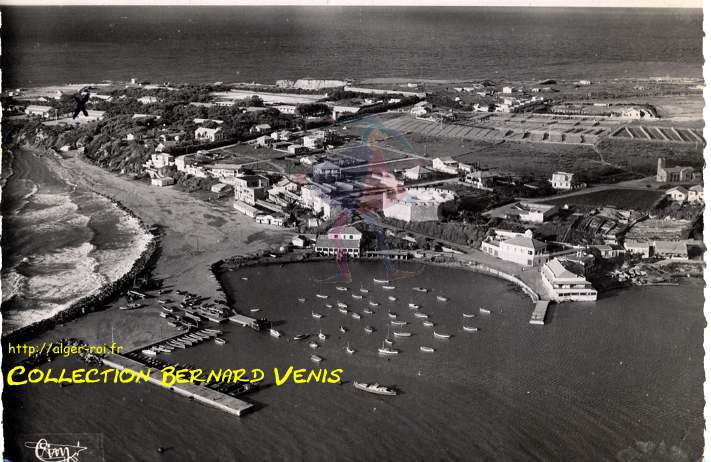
[360,288,369,294]
[309,342,319,349]
[142,349,158,357]
[382,285,395,290]
[378,344,399,356]
[423,321,435,327]
[437,296,448,302]
[433,331,452,339]
[214,337,226,345]
[369,301,380,307]
[293,333,309,341]
[161,306,174,313]
[387,312,397,319]
[413,287,429,293]
[346,343,356,354]
[479,308,491,315]
[318,330,328,341]
[250,308,261,313]
[363,308,373,315]
[339,308,349,315]
[316,294,328,299]
[384,339,393,346]
[337,302,349,309]
[408,303,420,309]
[364,326,375,334]
[420,346,435,353]
[393,332,412,337]
[388,296,397,302]
[339,326,347,333]
[241,277,249,281]
[351,312,361,320]
[159,312,170,318]
[270,329,283,338]
[353,381,397,396]
[463,326,479,332]
[312,312,323,319]
[311,355,323,363]
[463,313,476,318]
[336,286,348,292]
[325,303,333,309]
[391,320,407,326]
[414,313,429,319]
[297,298,306,303]
[373,278,389,284]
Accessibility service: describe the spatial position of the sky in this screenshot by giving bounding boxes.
[0,0,702,7]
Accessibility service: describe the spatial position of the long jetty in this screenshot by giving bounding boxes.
[101,354,254,417]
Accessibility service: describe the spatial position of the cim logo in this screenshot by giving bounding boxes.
[23,439,87,462]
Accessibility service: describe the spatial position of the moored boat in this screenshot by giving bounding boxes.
[413,287,429,293]
[436,296,448,302]
[393,331,412,337]
[339,326,347,333]
[419,346,435,353]
[433,331,452,339]
[360,288,369,294]
[463,313,475,318]
[352,294,363,299]
[353,381,397,396]
[387,312,397,319]
[309,342,319,349]
[479,308,491,315]
[270,329,283,338]
[250,308,260,313]
[463,326,479,332]
[351,312,361,320]
[316,294,328,299]
[214,337,226,345]
[325,303,333,309]
[388,296,397,302]
[318,330,328,341]
[337,302,349,309]
[423,321,435,327]
[293,333,308,341]
[339,308,349,315]
[369,301,380,307]
[382,285,395,290]
[297,298,306,303]
[364,326,375,334]
[336,286,348,292]
[391,320,407,326]
[363,308,373,315]
[373,278,389,284]
[346,342,356,354]
[414,312,429,319]
[408,303,420,309]
[378,344,399,355]
[312,312,323,319]
[311,354,323,363]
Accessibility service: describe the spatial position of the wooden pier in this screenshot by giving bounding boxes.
[529,300,550,325]
[101,354,254,417]
[229,312,259,329]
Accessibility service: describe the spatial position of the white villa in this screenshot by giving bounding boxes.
[541,258,598,302]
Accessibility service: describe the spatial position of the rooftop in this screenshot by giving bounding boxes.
[502,235,546,250]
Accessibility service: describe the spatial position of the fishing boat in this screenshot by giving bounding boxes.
[436,296,448,302]
[463,313,476,318]
[312,312,323,319]
[158,299,171,305]
[363,308,373,315]
[339,308,349,315]
[393,331,412,337]
[412,287,429,293]
[337,302,349,309]
[414,312,429,319]
[388,296,397,302]
[351,312,361,320]
[270,329,283,338]
[214,337,226,345]
[310,355,323,363]
[250,308,261,313]
[159,312,170,319]
[339,326,347,333]
[423,321,434,327]
[316,294,328,299]
[352,294,363,299]
[360,288,369,294]
[387,312,397,319]
[463,326,479,332]
[325,303,333,309]
[161,306,174,313]
[142,349,158,357]
[293,333,309,341]
[382,285,395,290]
[479,308,491,315]
[378,343,399,356]
[346,342,356,354]
[318,330,328,341]
[353,381,397,396]
[408,303,420,309]
[373,278,389,284]
[336,286,348,292]
[241,277,249,281]
[419,346,435,353]
[364,326,375,334]
[433,331,452,339]
[297,298,306,303]
[391,320,407,326]
[369,301,380,307]
[309,342,319,349]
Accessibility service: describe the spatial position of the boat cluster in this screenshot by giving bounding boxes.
[140,328,224,357]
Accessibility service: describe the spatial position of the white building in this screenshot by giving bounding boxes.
[274,105,297,114]
[25,105,55,118]
[194,126,223,142]
[137,96,158,104]
[464,169,495,190]
[234,175,270,205]
[624,240,652,258]
[148,153,175,169]
[431,157,459,175]
[505,202,557,223]
[250,123,271,134]
[303,134,324,149]
[688,184,704,203]
[480,229,548,267]
[502,86,513,94]
[666,186,689,202]
[550,171,575,190]
[382,188,456,223]
[271,130,292,141]
[541,258,597,302]
[403,165,432,181]
[315,226,362,258]
[151,177,175,187]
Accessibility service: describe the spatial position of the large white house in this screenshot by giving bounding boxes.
[314,225,363,259]
[480,229,548,267]
[431,157,459,175]
[382,188,456,223]
[195,126,223,142]
[541,258,597,302]
[550,171,575,190]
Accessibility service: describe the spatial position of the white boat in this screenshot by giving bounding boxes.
[378,344,399,356]
[388,296,397,302]
[479,308,491,315]
[318,330,328,341]
[142,349,158,357]
[393,332,412,337]
[423,321,435,327]
[293,333,308,341]
[316,294,328,299]
[463,313,476,318]
[214,337,226,345]
[297,298,306,303]
[339,326,347,333]
[387,312,397,319]
[336,286,348,292]
[384,339,393,346]
[241,277,249,281]
[364,326,375,334]
[433,331,452,339]
[413,287,429,293]
[420,346,435,353]
[352,294,363,299]
[337,302,349,309]
[312,312,323,319]
[382,285,395,290]
[351,312,361,320]
[369,301,380,307]
[309,342,319,349]
[270,329,283,338]
[436,296,448,302]
[360,288,369,294]
[391,320,407,326]
[250,308,261,313]
[373,278,389,284]
[414,313,429,319]
[159,312,170,318]
[463,326,479,332]
[353,381,397,396]
[346,343,356,354]
[325,303,333,309]
[408,303,420,309]
[339,308,349,315]
[311,354,323,363]
[363,309,373,315]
